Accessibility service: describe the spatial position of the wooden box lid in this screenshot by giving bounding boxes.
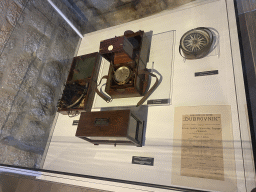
[76,110,131,137]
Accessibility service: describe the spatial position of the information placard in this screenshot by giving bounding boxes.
[172,106,237,192]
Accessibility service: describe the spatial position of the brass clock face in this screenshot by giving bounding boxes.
[114,66,130,85]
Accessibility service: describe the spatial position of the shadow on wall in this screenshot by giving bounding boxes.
[50,0,196,33]
[0,0,80,168]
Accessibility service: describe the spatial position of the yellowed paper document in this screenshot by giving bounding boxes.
[181,114,224,180]
[172,106,237,192]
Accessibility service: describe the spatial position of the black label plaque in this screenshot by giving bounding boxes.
[147,99,169,105]
[94,118,109,126]
[132,156,154,166]
[72,120,79,126]
[195,70,218,77]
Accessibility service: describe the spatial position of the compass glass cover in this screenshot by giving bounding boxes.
[181,29,211,53]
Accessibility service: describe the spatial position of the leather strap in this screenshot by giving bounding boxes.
[136,69,159,107]
[95,70,159,106]
[179,45,187,59]
[95,75,112,102]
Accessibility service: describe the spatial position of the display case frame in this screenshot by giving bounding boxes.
[1,0,255,192]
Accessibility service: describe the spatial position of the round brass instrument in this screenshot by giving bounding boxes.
[180,27,213,59]
[114,66,131,85]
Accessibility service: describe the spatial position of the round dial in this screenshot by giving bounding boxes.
[114,66,130,85]
[181,29,211,53]
[108,45,113,51]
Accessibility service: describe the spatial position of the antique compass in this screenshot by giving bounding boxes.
[114,66,131,85]
[179,27,214,59]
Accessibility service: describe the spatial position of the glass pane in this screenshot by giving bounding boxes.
[0,0,254,191]
[71,57,96,81]
[127,115,138,139]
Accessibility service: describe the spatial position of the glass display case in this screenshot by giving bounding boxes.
[0,0,255,192]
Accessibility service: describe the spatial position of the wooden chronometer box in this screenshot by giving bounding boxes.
[99,30,151,99]
[57,52,101,115]
[76,110,144,147]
